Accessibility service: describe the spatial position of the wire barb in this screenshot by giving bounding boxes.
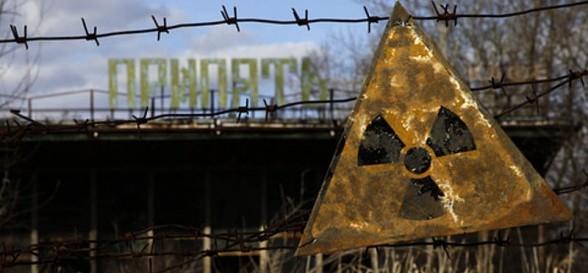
[9,25,28,49]
[73,118,92,137]
[131,107,150,125]
[221,5,240,32]
[492,233,511,246]
[263,99,277,122]
[431,237,451,258]
[131,107,150,135]
[363,6,380,33]
[432,2,458,27]
[152,15,170,41]
[81,18,99,46]
[525,84,540,115]
[236,99,249,123]
[292,8,310,31]
[489,73,508,96]
[568,69,587,88]
[9,109,46,130]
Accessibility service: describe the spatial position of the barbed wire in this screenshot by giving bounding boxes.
[0,137,584,272]
[4,231,588,273]
[2,1,588,48]
[0,2,586,272]
[554,170,588,195]
[0,170,586,273]
[1,68,585,143]
[469,69,587,92]
[0,154,584,272]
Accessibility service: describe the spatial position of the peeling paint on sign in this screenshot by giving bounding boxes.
[296,2,572,256]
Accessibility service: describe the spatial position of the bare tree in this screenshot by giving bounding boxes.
[0,0,42,108]
[0,0,44,229]
[307,1,588,272]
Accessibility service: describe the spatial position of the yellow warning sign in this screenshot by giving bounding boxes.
[296,2,572,256]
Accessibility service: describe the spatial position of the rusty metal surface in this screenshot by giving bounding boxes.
[296,2,572,256]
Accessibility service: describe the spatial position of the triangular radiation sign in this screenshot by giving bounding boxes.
[296,2,572,256]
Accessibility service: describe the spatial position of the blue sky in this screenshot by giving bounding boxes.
[3,0,378,100]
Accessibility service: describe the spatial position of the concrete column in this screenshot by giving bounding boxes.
[89,169,98,273]
[370,248,380,273]
[203,226,212,273]
[30,173,38,273]
[315,253,323,273]
[147,171,155,270]
[203,171,212,273]
[259,229,269,273]
[259,168,268,273]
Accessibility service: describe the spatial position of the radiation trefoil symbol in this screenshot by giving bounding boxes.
[295,2,572,256]
[358,106,476,220]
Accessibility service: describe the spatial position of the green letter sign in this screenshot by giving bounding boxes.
[170,59,197,108]
[140,59,167,108]
[200,59,228,108]
[231,59,258,107]
[108,59,135,108]
[261,58,297,105]
[108,57,325,110]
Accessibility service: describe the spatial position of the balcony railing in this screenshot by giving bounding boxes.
[0,87,577,124]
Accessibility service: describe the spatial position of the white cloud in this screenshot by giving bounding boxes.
[39,0,176,34]
[214,41,319,58]
[1,0,324,115]
[187,28,258,55]
[182,27,319,59]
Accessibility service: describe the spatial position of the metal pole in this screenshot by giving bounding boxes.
[28,98,32,119]
[90,89,95,122]
[329,88,335,122]
[210,89,215,114]
[160,86,164,115]
[151,98,155,118]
